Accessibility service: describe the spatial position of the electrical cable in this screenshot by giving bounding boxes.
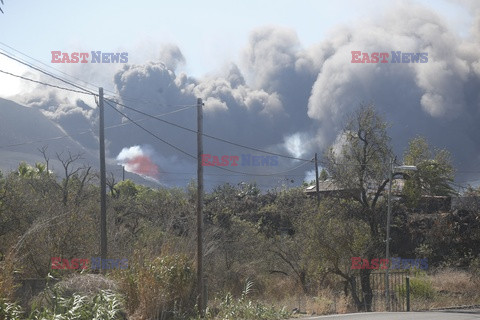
[104,97,312,162]
[0,50,94,94]
[104,99,197,159]
[207,157,312,176]
[106,100,314,177]
[0,69,94,95]
[0,45,316,178]
[0,106,196,149]
[0,42,197,108]
[0,41,102,92]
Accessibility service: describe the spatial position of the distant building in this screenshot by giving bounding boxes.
[304,178,473,214]
[304,179,360,199]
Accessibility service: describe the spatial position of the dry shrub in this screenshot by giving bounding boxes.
[430,268,478,295]
[406,269,480,310]
[426,268,480,308]
[0,251,19,300]
[260,274,352,316]
[305,289,350,316]
[263,275,298,302]
[114,252,196,320]
[31,273,119,309]
[54,273,119,296]
[258,275,299,314]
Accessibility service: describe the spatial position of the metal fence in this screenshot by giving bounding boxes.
[353,270,410,312]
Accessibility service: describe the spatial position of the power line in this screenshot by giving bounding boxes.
[104,99,197,159]
[0,42,197,108]
[104,97,312,162]
[0,106,196,149]
[0,50,94,95]
[0,82,356,178]
[104,94,197,109]
[205,132,311,162]
[207,157,311,176]
[109,167,307,177]
[0,45,315,178]
[106,99,314,176]
[0,90,309,177]
[0,42,103,93]
[0,45,200,111]
[1,44,314,164]
[0,69,94,95]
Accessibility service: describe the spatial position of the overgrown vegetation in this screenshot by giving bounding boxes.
[1,289,125,320]
[202,279,290,320]
[0,105,479,319]
[113,253,196,319]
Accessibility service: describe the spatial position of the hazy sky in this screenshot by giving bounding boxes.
[0,0,472,96]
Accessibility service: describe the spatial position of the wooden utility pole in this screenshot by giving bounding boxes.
[196,97,205,314]
[314,153,320,205]
[122,165,125,181]
[385,157,394,311]
[99,87,107,272]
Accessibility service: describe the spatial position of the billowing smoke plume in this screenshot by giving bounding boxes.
[116,145,160,183]
[305,2,480,185]
[159,44,186,71]
[14,1,480,188]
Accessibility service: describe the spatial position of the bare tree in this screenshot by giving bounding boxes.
[56,151,84,206]
[38,146,50,174]
[74,166,93,206]
[106,172,117,197]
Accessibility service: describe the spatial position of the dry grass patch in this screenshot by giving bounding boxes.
[408,268,480,310]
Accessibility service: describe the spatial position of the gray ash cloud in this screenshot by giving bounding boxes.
[18,2,480,188]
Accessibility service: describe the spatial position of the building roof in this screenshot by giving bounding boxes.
[305,179,360,195]
[305,178,405,196]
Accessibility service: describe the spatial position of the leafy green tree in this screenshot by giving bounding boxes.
[114,179,141,198]
[16,162,46,178]
[319,168,329,181]
[403,136,455,206]
[323,104,393,311]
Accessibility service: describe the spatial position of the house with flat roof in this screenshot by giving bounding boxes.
[304,179,360,199]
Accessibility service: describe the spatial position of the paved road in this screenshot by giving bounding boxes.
[300,309,480,320]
